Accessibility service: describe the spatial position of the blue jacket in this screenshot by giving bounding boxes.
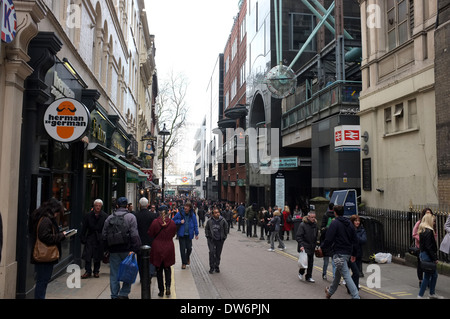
[173,208,199,239]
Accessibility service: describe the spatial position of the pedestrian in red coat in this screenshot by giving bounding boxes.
[148,208,176,297]
[282,206,293,240]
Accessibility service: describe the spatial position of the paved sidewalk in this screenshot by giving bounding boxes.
[255,228,450,299]
[46,239,200,299]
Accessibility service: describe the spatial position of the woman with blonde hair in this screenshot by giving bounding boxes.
[417,213,443,299]
[267,209,286,251]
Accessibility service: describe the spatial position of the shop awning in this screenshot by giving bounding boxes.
[103,153,147,183]
[224,104,248,119]
[88,143,147,183]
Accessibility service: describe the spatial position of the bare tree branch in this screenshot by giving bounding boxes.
[156,70,190,163]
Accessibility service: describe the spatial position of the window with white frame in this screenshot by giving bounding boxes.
[232,38,238,61]
[383,98,418,135]
[231,77,237,100]
[240,16,246,43]
[386,0,411,51]
[240,62,246,87]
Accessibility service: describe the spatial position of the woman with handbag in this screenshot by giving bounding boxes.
[412,208,435,287]
[417,213,443,299]
[30,198,67,299]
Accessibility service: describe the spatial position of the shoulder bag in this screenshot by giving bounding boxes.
[421,260,437,274]
[408,240,420,256]
[33,217,60,262]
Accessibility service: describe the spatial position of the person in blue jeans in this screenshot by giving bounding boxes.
[30,198,68,299]
[417,213,443,299]
[173,202,199,269]
[102,197,141,299]
[321,205,360,299]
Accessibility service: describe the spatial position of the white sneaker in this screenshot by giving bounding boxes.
[429,294,444,299]
[278,247,286,251]
[306,277,315,283]
[298,274,303,281]
[267,248,274,252]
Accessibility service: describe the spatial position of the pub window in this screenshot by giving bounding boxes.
[387,0,411,51]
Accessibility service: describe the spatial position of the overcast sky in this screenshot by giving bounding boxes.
[145,0,241,126]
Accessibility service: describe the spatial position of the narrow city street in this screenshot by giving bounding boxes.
[2,0,449,301]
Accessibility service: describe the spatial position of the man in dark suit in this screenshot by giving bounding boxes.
[134,197,158,279]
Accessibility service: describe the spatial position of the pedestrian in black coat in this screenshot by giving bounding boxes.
[80,199,108,278]
[30,198,67,299]
[296,212,318,282]
[134,198,158,279]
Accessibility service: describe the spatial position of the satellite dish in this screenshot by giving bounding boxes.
[264,65,296,99]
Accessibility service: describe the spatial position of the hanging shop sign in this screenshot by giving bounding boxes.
[43,98,90,143]
[141,169,153,182]
[334,125,361,152]
[1,0,17,43]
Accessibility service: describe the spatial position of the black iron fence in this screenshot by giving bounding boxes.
[359,206,450,261]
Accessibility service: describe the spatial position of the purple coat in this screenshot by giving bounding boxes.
[148,217,176,267]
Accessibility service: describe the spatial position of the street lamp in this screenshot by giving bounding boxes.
[158,123,170,203]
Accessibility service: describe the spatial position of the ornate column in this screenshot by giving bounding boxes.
[0,0,47,299]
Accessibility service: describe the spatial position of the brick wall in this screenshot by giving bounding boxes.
[436,0,450,205]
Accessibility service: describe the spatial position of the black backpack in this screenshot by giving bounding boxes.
[104,212,130,246]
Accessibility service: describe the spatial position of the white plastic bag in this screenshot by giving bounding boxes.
[298,251,308,269]
[374,252,392,264]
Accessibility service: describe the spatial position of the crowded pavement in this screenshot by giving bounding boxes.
[46,208,450,300]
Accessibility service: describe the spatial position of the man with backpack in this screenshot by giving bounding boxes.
[102,197,141,299]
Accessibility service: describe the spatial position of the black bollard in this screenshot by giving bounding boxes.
[140,245,151,299]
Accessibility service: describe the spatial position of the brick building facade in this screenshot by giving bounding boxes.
[436,0,450,206]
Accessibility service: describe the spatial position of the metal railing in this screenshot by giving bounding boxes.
[281,80,362,131]
[360,206,450,261]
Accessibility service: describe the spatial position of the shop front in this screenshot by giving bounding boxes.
[86,108,147,214]
[16,32,93,298]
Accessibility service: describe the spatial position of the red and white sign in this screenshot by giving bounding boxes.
[344,130,360,141]
[141,169,153,182]
[335,125,360,151]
